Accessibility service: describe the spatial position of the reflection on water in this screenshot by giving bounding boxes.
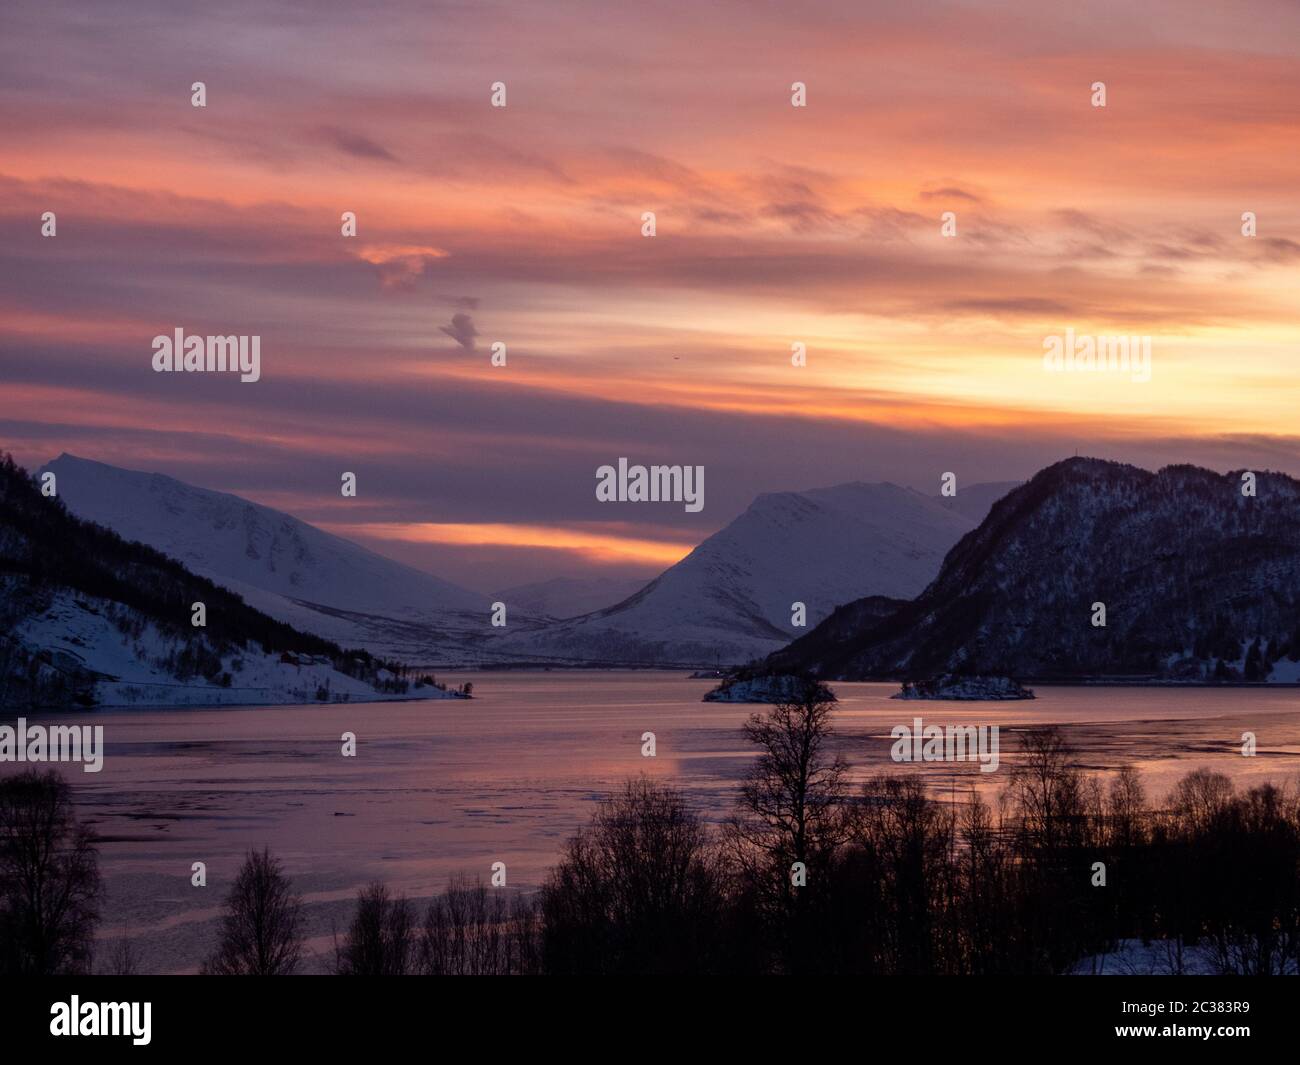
[4,672,1297,972]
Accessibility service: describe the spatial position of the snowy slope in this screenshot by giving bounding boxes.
[41,454,491,660]
[493,481,1016,667]
[13,589,462,707]
[40,454,1017,669]
[1,453,461,708]
[491,576,648,619]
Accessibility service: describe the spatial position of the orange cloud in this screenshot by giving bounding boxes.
[323,521,695,567]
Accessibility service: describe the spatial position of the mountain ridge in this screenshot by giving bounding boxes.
[764,457,1300,683]
[40,453,495,661]
[0,453,447,708]
[489,478,1017,666]
[37,452,1019,668]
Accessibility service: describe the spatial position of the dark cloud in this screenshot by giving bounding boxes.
[316,125,399,163]
[1053,209,1128,242]
[760,200,838,231]
[439,312,478,351]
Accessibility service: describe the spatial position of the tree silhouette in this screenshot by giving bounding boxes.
[0,770,101,974]
[202,848,303,975]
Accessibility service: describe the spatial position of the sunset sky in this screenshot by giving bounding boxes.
[3,0,1300,589]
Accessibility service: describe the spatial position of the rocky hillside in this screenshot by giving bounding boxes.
[764,458,1300,683]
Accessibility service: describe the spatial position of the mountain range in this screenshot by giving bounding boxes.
[764,458,1300,683]
[17,451,1297,686]
[488,480,1014,665]
[41,453,1014,667]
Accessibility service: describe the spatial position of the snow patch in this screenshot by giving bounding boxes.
[13,591,464,708]
[702,673,836,704]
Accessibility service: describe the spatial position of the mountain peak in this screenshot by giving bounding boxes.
[488,474,1012,667]
[768,457,1300,682]
[39,455,487,659]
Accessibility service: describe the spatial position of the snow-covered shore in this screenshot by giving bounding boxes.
[12,590,468,709]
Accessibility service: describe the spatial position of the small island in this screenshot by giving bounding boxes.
[703,672,836,704]
[892,675,1034,701]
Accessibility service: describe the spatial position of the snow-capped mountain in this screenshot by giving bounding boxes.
[765,458,1300,683]
[1,454,454,708]
[491,575,648,619]
[40,454,492,661]
[492,481,1016,667]
[38,453,1019,669]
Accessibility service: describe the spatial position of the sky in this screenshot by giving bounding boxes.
[3,0,1300,591]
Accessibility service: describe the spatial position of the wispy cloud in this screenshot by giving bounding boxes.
[3,0,1300,582]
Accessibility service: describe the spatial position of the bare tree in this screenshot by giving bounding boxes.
[852,774,957,974]
[541,777,725,974]
[1106,764,1148,849]
[719,696,852,973]
[953,787,1015,974]
[201,848,303,975]
[419,875,538,975]
[1005,727,1088,855]
[1167,767,1234,833]
[335,881,414,975]
[726,696,851,892]
[1199,782,1300,975]
[102,923,141,975]
[0,770,101,974]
